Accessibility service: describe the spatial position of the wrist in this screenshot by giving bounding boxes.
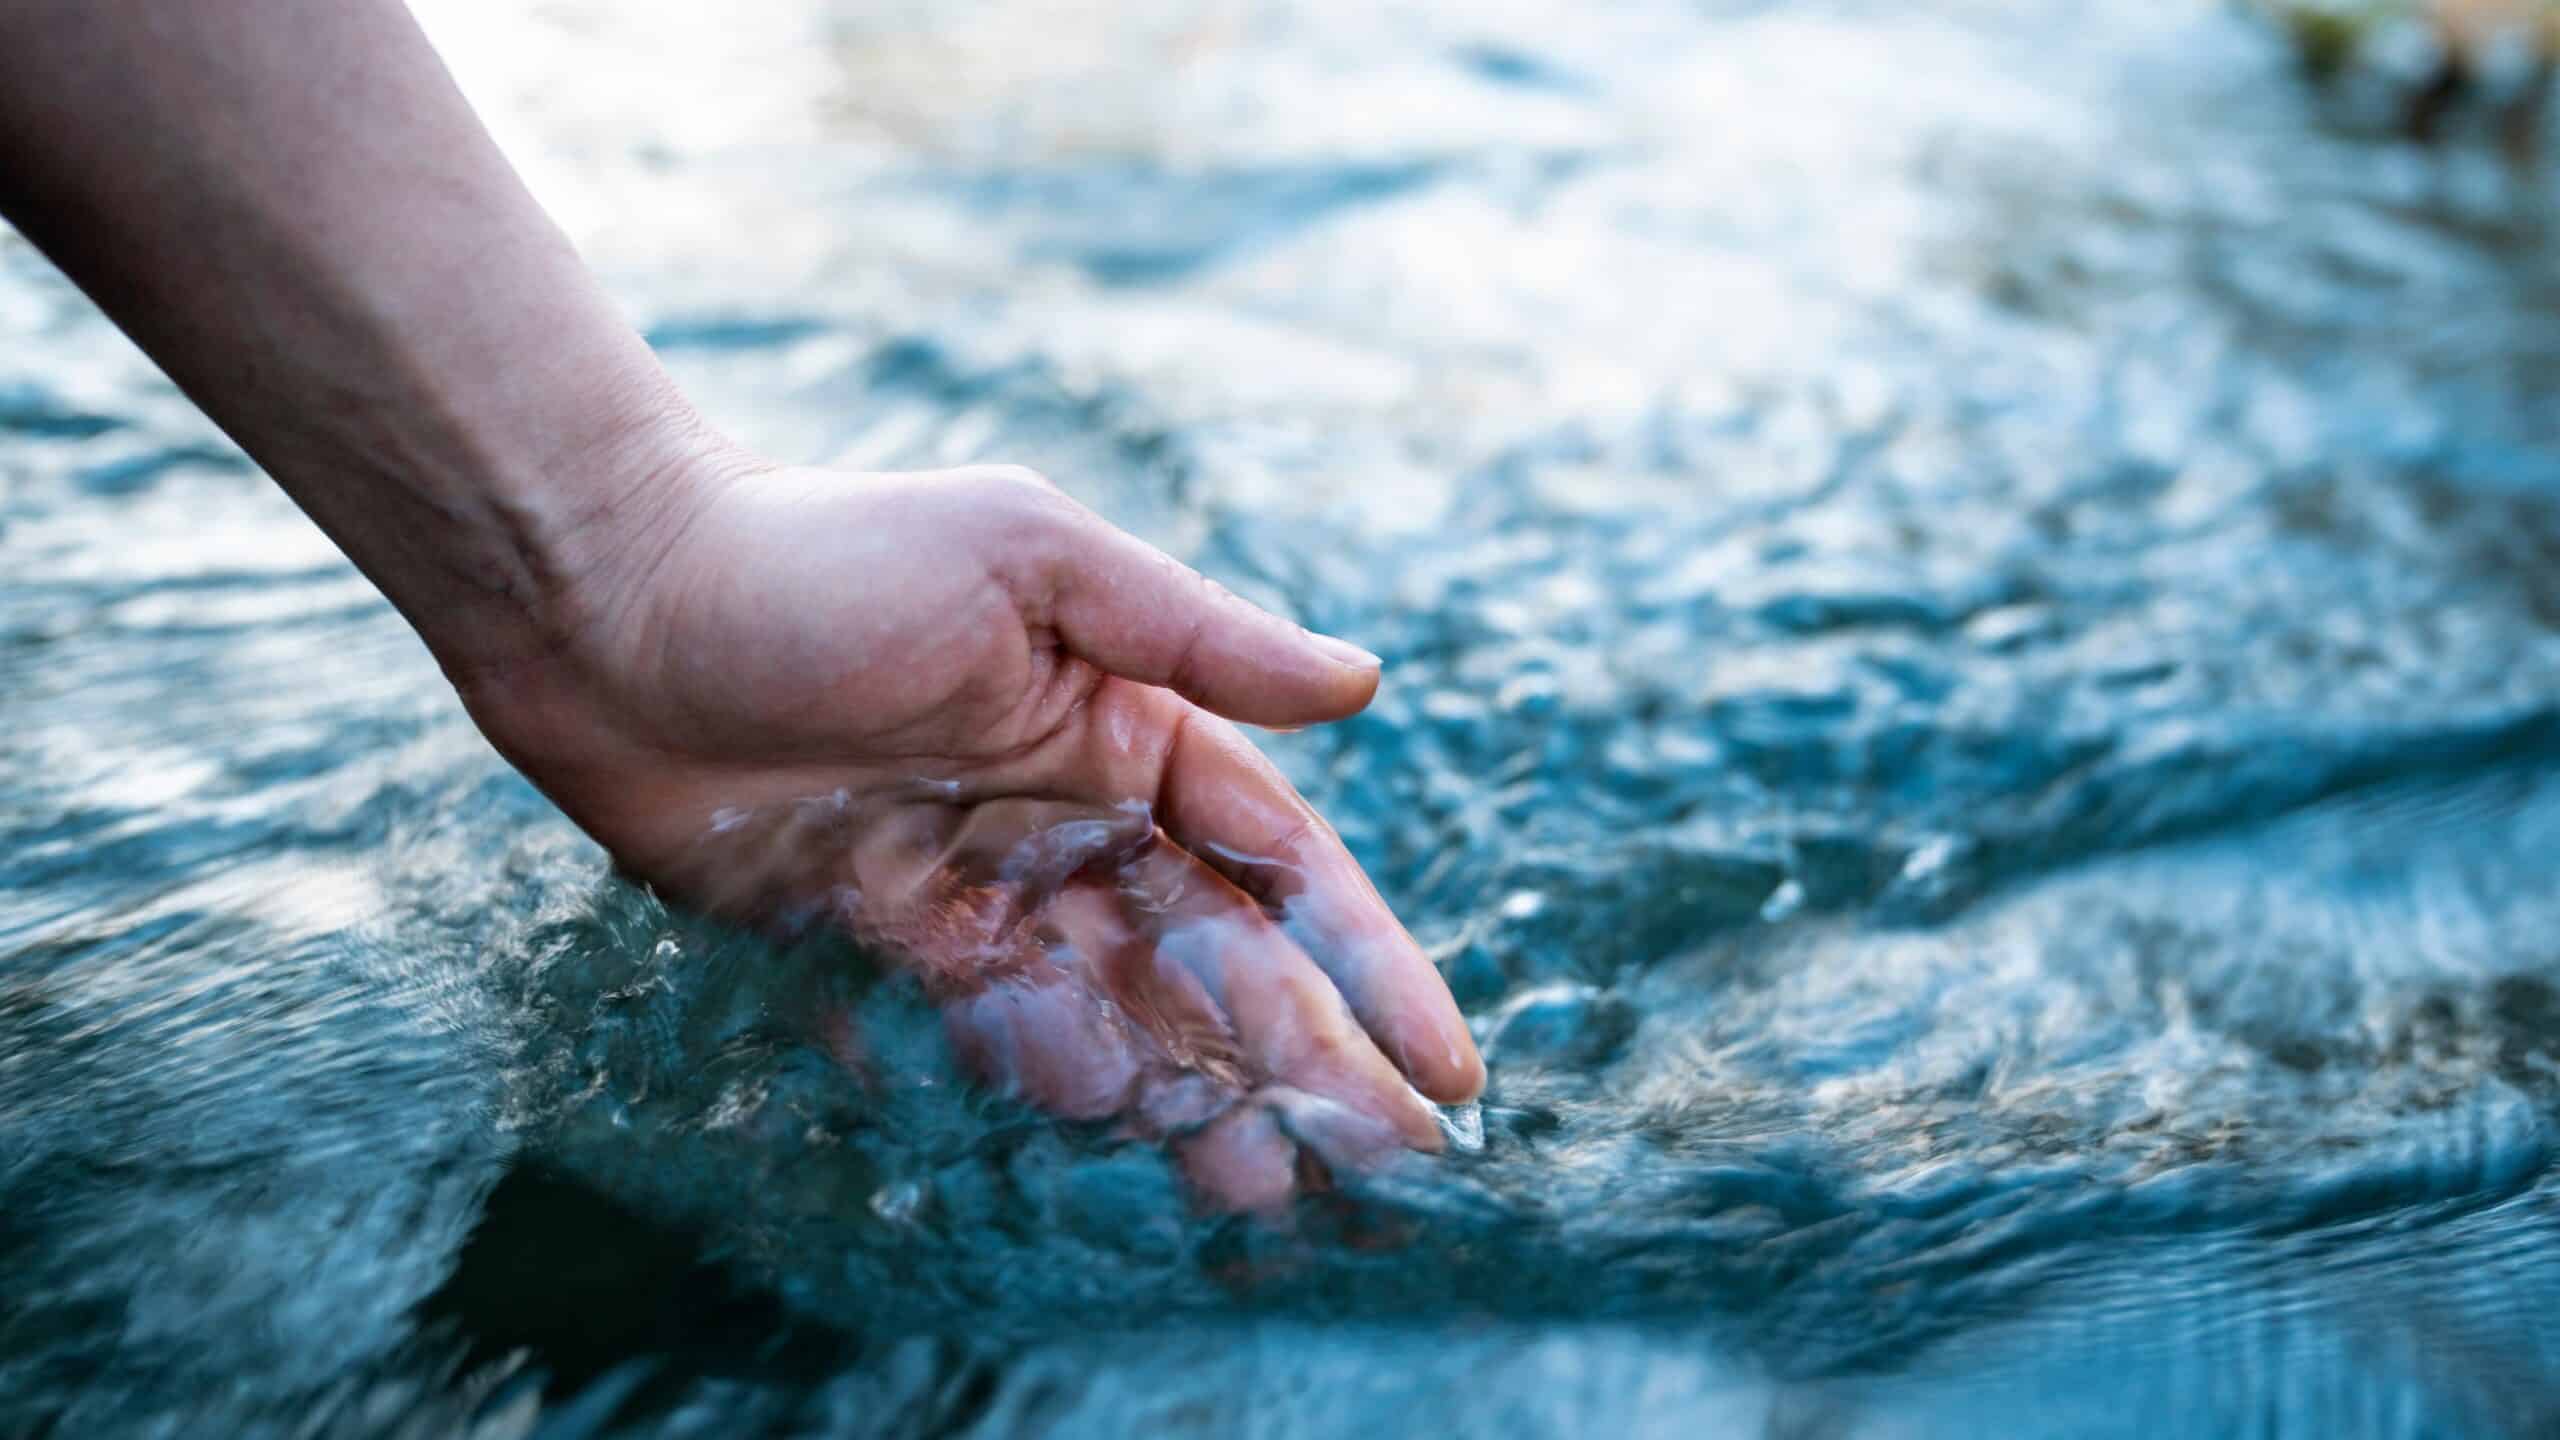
[413,380,753,712]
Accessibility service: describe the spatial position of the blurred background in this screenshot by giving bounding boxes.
[10,1,2560,1435]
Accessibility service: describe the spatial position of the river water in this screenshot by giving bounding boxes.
[9,1,2560,1435]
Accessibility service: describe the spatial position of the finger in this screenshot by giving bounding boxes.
[941,960,1142,1121]
[1178,1102,1299,1215]
[1155,710,1486,1104]
[827,797,1145,971]
[1012,492,1382,728]
[825,803,1153,1119]
[1176,1086,1413,1215]
[1040,878,1251,1107]
[1116,842,1443,1153]
[1256,1084,1412,1176]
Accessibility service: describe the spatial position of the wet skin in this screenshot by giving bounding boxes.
[0,0,1480,1212]
[461,458,1487,1210]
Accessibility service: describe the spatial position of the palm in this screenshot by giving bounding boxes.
[471,463,1482,1209]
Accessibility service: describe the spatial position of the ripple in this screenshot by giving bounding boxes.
[11,0,2560,1433]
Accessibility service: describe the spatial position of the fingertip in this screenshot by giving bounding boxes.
[1373,994,1486,1105]
[1396,1080,1451,1152]
[1318,930,1485,1104]
[1303,631,1382,675]
[1235,626,1379,728]
[1413,1030,1488,1105]
[1036,514,1381,727]
[1312,1059,1446,1155]
[1320,640,1384,716]
[1267,1081,1438,1165]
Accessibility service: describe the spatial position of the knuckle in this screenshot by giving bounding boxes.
[1162,606,1214,695]
[980,467,1090,541]
[965,468,1094,591]
[972,462,1060,497]
[1293,1016,1354,1070]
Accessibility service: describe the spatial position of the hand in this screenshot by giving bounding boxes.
[456,450,1486,1211]
[0,0,1485,1213]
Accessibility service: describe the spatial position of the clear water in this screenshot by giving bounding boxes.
[10,1,2560,1434]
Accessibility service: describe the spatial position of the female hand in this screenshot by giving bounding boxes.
[459,453,1486,1211]
[0,0,1485,1211]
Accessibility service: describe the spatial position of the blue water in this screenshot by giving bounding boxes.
[10,1,2560,1434]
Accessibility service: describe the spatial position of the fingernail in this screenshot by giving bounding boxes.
[1306,631,1382,671]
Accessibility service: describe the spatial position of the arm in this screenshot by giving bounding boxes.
[0,0,1482,1210]
[0,0,694,677]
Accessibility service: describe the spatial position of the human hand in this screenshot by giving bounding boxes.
[455,450,1485,1211]
[0,0,1483,1212]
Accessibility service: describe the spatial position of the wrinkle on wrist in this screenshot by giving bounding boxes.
[409,379,750,689]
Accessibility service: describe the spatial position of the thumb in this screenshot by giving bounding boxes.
[1025,500,1382,727]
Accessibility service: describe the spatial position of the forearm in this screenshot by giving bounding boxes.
[0,0,712,674]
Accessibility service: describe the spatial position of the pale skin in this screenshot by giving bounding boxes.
[0,0,1482,1210]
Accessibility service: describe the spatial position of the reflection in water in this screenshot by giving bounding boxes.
[9,0,2560,1434]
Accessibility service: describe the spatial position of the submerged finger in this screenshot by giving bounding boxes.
[1175,1084,1420,1215]
[940,976,1140,1123]
[1177,1101,1299,1215]
[933,884,1157,1121]
[1117,842,1442,1153]
[1153,710,1485,1104]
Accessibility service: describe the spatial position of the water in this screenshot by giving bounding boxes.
[9,0,2560,1434]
